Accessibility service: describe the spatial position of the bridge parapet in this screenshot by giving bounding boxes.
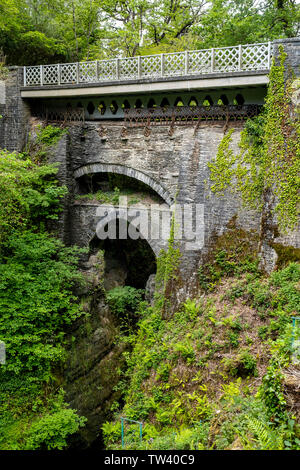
[23,42,271,88]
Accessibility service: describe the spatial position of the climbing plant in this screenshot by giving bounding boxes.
[154,209,181,313]
[208,46,300,232]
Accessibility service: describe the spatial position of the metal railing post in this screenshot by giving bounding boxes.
[267,41,272,69]
[57,64,60,85]
[40,65,43,86]
[161,53,165,77]
[211,48,215,73]
[238,44,242,71]
[76,63,79,84]
[121,418,124,448]
[116,58,120,80]
[23,66,26,86]
[137,55,141,78]
[185,50,189,75]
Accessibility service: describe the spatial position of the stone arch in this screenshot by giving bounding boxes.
[74,163,173,206]
[160,97,170,108]
[98,101,106,115]
[174,97,184,106]
[203,95,213,106]
[87,101,95,115]
[219,94,229,105]
[134,98,143,108]
[93,211,161,257]
[147,98,156,108]
[188,96,198,106]
[234,93,245,105]
[109,100,118,115]
[122,99,131,109]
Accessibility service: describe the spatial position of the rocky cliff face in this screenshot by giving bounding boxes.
[62,253,128,448]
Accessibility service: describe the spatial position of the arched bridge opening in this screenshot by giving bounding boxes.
[73,166,171,292]
[89,223,156,290]
[74,163,173,206]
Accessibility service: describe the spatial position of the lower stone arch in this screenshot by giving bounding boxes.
[93,211,164,258]
[73,163,173,206]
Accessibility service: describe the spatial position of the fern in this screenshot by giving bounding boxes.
[246,416,284,450]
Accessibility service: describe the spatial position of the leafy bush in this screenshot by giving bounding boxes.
[223,351,257,378]
[198,249,259,292]
[25,408,86,450]
[172,341,195,363]
[102,421,121,447]
[0,231,85,380]
[106,286,143,317]
[0,150,66,243]
[226,331,239,348]
[259,365,287,422]
[35,125,65,146]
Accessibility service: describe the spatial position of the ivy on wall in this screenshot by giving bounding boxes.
[208,46,300,232]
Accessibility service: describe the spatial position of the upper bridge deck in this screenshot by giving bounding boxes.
[21,42,272,99]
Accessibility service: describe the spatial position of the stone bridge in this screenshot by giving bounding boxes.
[0,37,299,283]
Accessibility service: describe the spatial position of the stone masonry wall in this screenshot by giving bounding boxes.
[0,67,30,152]
[63,121,261,280]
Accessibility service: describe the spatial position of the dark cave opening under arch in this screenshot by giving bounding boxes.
[90,222,156,290]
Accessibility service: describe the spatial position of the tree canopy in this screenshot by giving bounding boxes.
[0,0,299,65]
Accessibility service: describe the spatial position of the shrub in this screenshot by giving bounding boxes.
[25,408,86,450]
[223,351,257,377]
[106,286,143,317]
[173,341,195,364]
[259,364,287,422]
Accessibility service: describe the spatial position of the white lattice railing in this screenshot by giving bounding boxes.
[23,42,272,87]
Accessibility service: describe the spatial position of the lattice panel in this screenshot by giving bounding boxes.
[24,42,272,86]
[25,66,41,86]
[98,60,117,81]
[124,105,262,127]
[141,55,161,77]
[242,43,269,70]
[119,57,139,79]
[60,63,77,84]
[164,52,185,76]
[32,106,85,124]
[79,61,97,82]
[214,47,239,72]
[188,50,211,74]
[43,65,59,85]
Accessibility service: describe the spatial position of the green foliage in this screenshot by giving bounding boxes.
[0,150,66,244]
[208,129,236,195]
[0,231,85,380]
[0,144,87,449]
[226,331,240,348]
[223,350,257,377]
[101,260,300,451]
[208,48,300,232]
[35,125,65,147]
[259,364,287,422]
[1,0,299,65]
[198,248,259,292]
[245,416,283,449]
[0,63,8,79]
[25,407,86,450]
[77,187,121,205]
[16,31,63,65]
[106,286,143,318]
[155,210,181,311]
[102,421,121,447]
[172,341,195,364]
